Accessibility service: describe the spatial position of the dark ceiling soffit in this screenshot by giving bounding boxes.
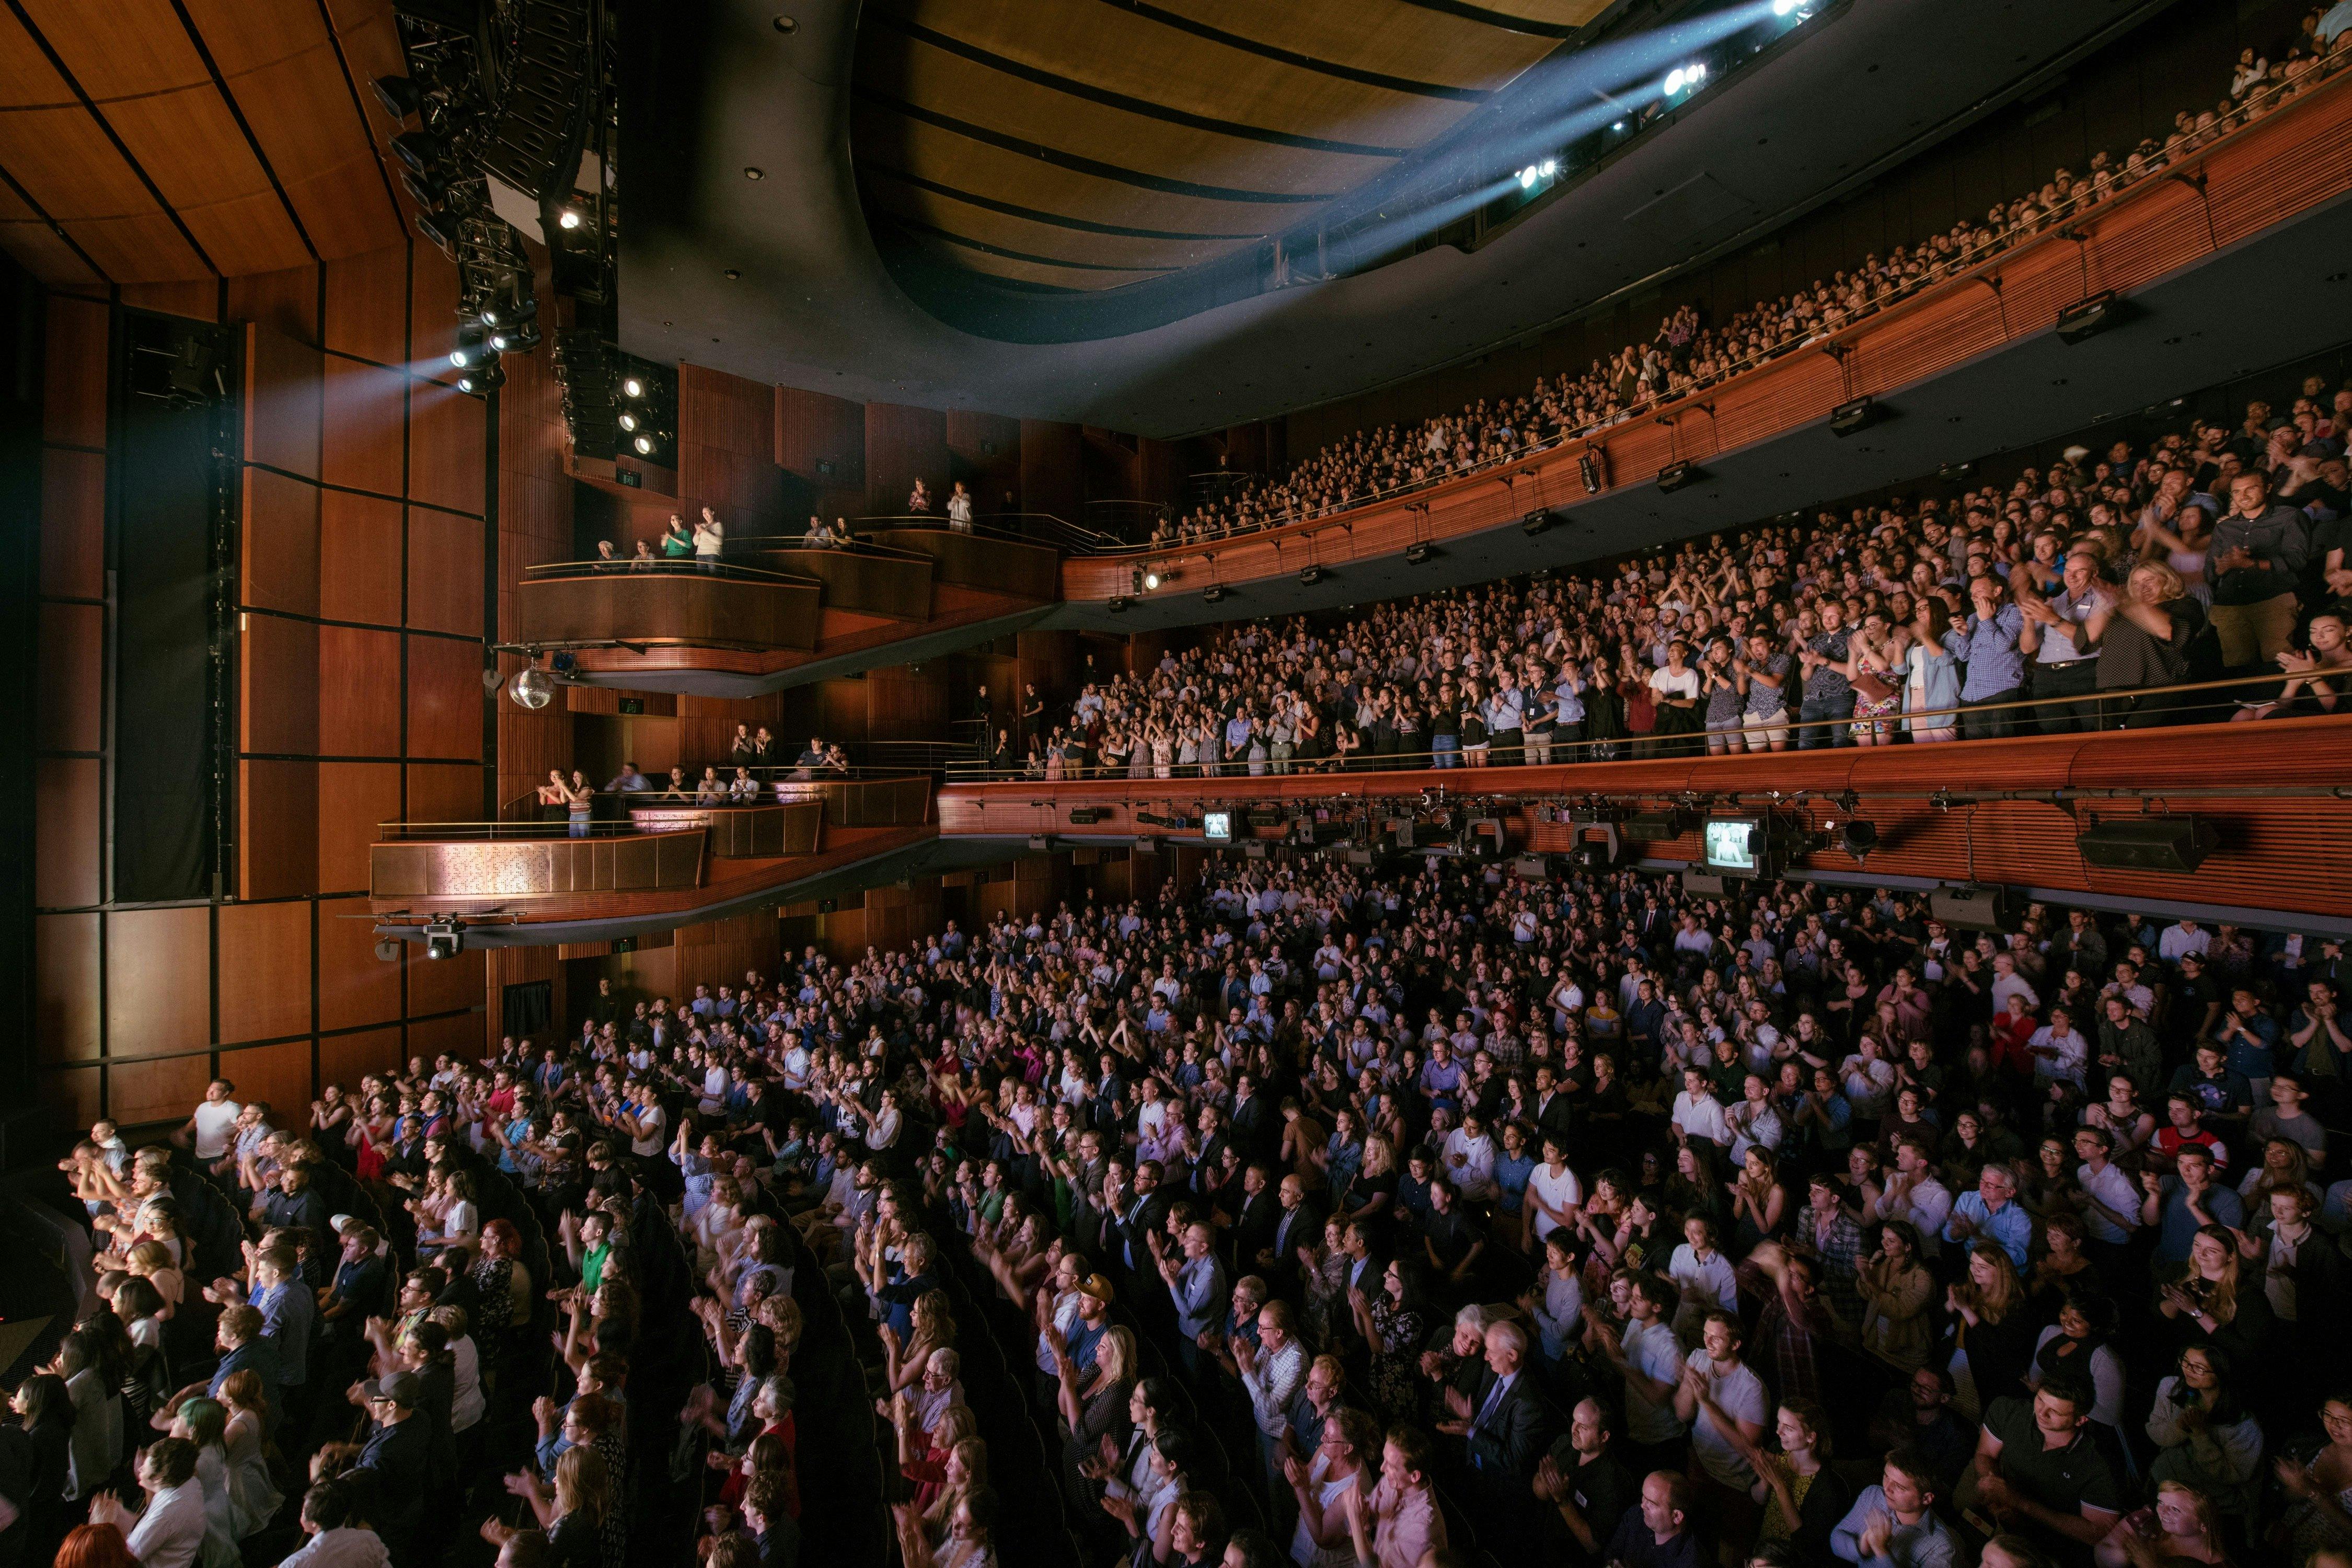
[1095,0,1494,102]
[892,214,1175,278]
[864,10,1416,158]
[854,88,1336,203]
[860,163,1264,243]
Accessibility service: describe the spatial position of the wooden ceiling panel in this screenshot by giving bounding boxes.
[178,0,404,258]
[100,87,312,273]
[872,34,1397,197]
[17,0,212,98]
[321,0,420,228]
[1150,0,1563,91]
[1471,0,1616,25]
[864,167,1240,272]
[871,0,1471,148]
[0,214,102,287]
[854,106,1298,239]
[912,240,1172,292]
[0,99,206,280]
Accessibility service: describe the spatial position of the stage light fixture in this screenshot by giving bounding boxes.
[489,322,540,353]
[1202,584,1228,604]
[1403,541,1437,565]
[1579,448,1607,494]
[1521,509,1553,537]
[1828,396,1882,437]
[633,434,655,455]
[372,74,422,122]
[1656,461,1702,493]
[1108,595,1134,613]
[622,376,645,398]
[481,298,538,329]
[1938,462,1974,482]
[390,130,440,175]
[414,210,458,258]
[457,361,504,395]
[423,919,464,960]
[1774,0,1801,14]
[450,323,487,367]
[1299,566,1328,586]
[1837,820,1880,861]
[557,208,583,230]
[2055,291,2122,344]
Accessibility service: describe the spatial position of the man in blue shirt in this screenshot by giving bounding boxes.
[1942,1164,2032,1269]
[1957,576,2027,740]
[2138,1145,2244,1264]
[2214,987,2282,1108]
[1153,1222,1227,1376]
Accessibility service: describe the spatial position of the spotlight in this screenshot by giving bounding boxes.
[481,298,538,329]
[1202,584,1229,604]
[1837,820,1880,861]
[423,919,464,960]
[633,434,655,455]
[489,323,540,353]
[622,377,645,398]
[557,208,583,230]
[371,74,422,122]
[1403,541,1438,565]
[1299,566,1328,586]
[1665,62,1707,96]
[1656,460,1702,493]
[390,130,439,175]
[1828,396,1883,437]
[1774,0,1800,13]
[457,361,504,396]
[2055,290,2123,344]
[618,412,639,431]
[1579,448,1607,494]
[1521,509,1554,537]
[1938,461,1975,482]
[414,210,458,258]
[1143,570,1161,591]
[1108,595,1134,613]
[1665,67,1685,93]
[1541,158,1557,177]
[449,325,486,368]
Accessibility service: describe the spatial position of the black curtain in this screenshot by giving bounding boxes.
[502,981,553,1042]
[111,312,232,904]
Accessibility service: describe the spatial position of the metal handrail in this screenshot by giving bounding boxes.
[1099,65,2339,560]
[860,511,1121,552]
[940,667,2341,780]
[526,556,817,583]
[403,772,935,837]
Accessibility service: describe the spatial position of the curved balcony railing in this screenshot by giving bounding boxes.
[1064,62,2352,597]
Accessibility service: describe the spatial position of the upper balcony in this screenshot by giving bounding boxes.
[1057,66,2352,624]
[513,525,1063,697]
[368,772,950,944]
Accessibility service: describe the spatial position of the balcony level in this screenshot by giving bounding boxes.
[367,774,980,946]
[938,716,2352,931]
[1054,70,2352,627]
[513,526,1061,698]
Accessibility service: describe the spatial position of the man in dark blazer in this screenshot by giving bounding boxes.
[1256,1173,1325,1299]
[1104,1158,1173,1296]
[1445,1318,1551,1559]
[1228,1073,1278,1165]
[1228,1162,1283,1274]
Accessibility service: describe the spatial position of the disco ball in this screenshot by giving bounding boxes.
[509,666,557,710]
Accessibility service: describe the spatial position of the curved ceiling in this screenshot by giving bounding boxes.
[617,0,2174,433]
[848,0,1607,295]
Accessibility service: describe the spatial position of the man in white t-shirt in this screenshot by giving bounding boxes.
[1675,1312,1770,1514]
[182,1079,243,1165]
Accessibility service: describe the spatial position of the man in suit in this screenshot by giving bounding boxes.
[1229,1073,1278,1165]
[1228,1162,1283,1274]
[1256,1173,1324,1299]
[1444,1319,1550,1559]
[1104,1159,1172,1299]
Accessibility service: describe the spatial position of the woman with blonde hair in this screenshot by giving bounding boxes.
[497,1442,615,1568]
[215,1369,282,1540]
[124,1241,183,1322]
[1053,1324,1135,1510]
[2158,1225,2273,1365]
[882,1287,955,1401]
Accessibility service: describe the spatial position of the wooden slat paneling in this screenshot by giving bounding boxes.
[103,905,212,1057]
[34,912,100,1063]
[240,758,320,901]
[405,633,486,761]
[217,897,314,1043]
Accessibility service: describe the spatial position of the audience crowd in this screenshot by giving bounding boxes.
[1145,14,2351,552]
[998,374,2352,778]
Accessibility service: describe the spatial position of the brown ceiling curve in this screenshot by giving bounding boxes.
[850,0,1610,293]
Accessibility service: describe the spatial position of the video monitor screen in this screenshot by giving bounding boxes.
[1703,818,1760,874]
[1201,811,1232,845]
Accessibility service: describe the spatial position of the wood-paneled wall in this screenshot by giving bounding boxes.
[33,241,500,1130]
[864,402,948,520]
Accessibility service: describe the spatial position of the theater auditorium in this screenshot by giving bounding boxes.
[7,2,2352,1567]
